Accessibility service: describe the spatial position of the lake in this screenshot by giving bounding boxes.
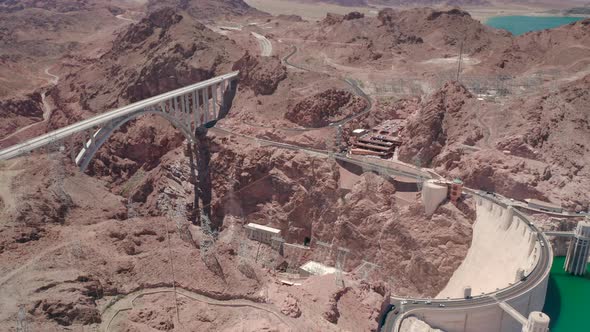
[543,256,590,331]
[486,16,585,35]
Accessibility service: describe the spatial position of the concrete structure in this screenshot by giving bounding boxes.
[421,180,448,216]
[522,311,550,332]
[463,286,472,299]
[349,120,404,157]
[449,179,463,203]
[0,72,239,171]
[525,199,563,214]
[299,261,338,277]
[244,223,281,245]
[385,190,552,332]
[438,199,541,299]
[564,218,590,276]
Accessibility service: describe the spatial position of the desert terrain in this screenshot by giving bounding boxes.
[0,0,589,331]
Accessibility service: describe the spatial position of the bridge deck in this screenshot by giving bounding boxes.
[0,71,239,161]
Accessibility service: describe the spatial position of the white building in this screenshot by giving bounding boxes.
[245,223,281,244]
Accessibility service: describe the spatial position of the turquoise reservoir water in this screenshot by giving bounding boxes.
[543,256,590,331]
[486,16,585,35]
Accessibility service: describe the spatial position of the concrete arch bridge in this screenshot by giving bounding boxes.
[0,72,239,171]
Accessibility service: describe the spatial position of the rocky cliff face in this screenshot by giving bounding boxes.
[285,88,368,127]
[233,52,287,95]
[0,92,43,138]
[398,73,590,211]
[124,134,473,297]
[55,8,242,114]
[398,82,474,166]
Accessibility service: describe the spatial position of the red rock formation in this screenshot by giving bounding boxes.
[233,52,287,96]
[398,81,473,166]
[285,88,368,127]
[0,92,43,138]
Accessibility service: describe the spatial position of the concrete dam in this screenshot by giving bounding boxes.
[439,199,541,299]
[394,192,552,332]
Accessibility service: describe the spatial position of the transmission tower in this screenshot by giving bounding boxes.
[16,305,28,332]
[271,236,285,253]
[314,239,332,265]
[334,247,350,287]
[356,260,380,281]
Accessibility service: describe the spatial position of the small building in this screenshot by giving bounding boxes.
[525,199,563,214]
[244,223,281,244]
[299,261,338,277]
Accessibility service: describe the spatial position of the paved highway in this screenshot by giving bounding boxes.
[382,189,553,332]
[0,72,239,161]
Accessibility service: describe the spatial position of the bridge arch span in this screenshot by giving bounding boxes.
[0,72,239,166]
[75,109,195,172]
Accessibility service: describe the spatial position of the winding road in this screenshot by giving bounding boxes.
[101,287,296,332]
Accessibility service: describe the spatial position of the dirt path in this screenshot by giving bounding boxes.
[101,287,296,332]
[44,67,59,85]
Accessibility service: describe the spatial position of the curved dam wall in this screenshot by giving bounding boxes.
[438,198,540,298]
[402,197,550,332]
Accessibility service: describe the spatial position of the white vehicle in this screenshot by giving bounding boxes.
[439,304,445,307]
[425,300,432,305]
[401,301,408,305]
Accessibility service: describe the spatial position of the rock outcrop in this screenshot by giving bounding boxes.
[233,52,287,96]
[398,82,473,166]
[285,89,368,127]
[0,92,43,138]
